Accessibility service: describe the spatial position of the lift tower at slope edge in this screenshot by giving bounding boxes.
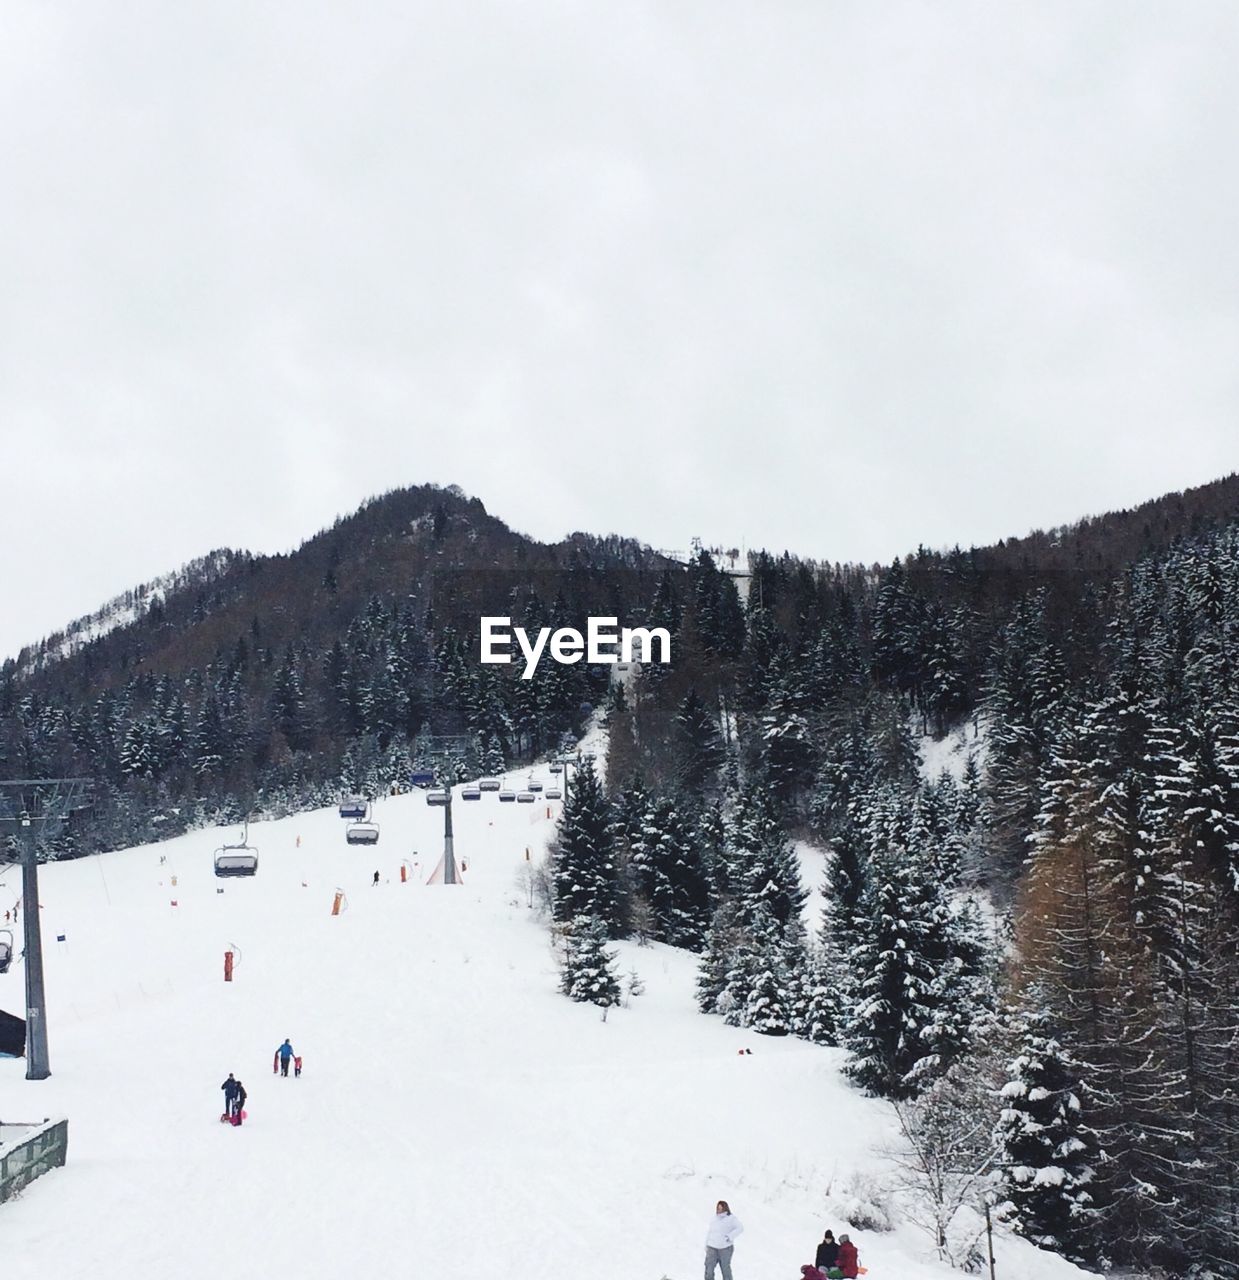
[0,777,93,1080]
[416,735,472,885]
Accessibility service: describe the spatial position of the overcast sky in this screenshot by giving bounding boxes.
[2,2,1237,662]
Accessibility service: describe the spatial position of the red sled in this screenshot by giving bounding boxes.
[273,1052,280,1074]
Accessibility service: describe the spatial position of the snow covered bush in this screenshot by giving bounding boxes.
[832,1172,894,1233]
[558,915,622,1007]
[888,1066,998,1267]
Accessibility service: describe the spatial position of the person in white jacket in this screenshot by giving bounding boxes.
[704,1200,744,1280]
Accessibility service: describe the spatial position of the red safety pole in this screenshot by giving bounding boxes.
[224,950,234,982]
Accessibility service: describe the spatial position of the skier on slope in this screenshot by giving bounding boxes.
[275,1038,296,1077]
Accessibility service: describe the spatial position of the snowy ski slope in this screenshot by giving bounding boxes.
[1,771,1091,1280]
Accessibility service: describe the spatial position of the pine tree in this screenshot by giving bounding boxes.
[921,604,972,735]
[743,903,793,1036]
[758,656,816,807]
[1021,728,1186,1267]
[982,596,1070,889]
[697,801,736,899]
[559,916,622,1007]
[550,759,620,933]
[993,1012,1098,1266]
[871,559,927,697]
[632,796,711,950]
[821,810,871,948]
[697,901,741,1015]
[688,547,745,658]
[674,689,725,793]
[151,678,188,777]
[192,694,226,778]
[1158,708,1239,898]
[733,790,807,930]
[843,848,946,1099]
[482,733,506,776]
[270,648,313,751]
[119,718,154,778]
[795,942,841,1046]
[912,894,996,1088]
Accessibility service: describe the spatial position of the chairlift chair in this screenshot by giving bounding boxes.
[214,820,259,877]
[478,777,501,791]
[526,779,544,792]
[409,770,436,789]
[346,822,380,846]
[214,848,259,876]
[498,789,516,803]
[461,787,482,801]
[426,789,450,807]
[517,791,536,804]
[545,788,563,800]
[548,762,563,774]
[0,928,13,974]
[338,796,369,820]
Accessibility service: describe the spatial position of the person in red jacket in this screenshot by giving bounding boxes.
[837,1234,859,1278]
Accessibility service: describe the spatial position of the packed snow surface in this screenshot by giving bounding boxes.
[1,771,1090,1280]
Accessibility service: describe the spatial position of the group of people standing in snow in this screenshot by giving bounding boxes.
[808,1228,860,1278]
[219,1039,302,1126]
[220,1073,247,1125]
[274,1037,301,1077]
[704,1204,861,1280]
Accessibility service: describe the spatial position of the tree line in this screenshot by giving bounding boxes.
[553,518,1239,1276]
